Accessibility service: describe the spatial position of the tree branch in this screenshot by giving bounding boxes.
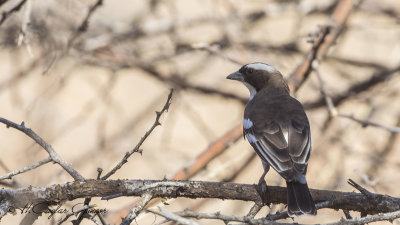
[0,157,52,180]
[1,179,400,217]
[0,119,84,181]
[100,89,173,180]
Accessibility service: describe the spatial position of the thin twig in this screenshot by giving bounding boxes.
[338,113,400,133]
[313,60,400,133]
[57,204,96,225]
[120,193,153,225]
[147,207,199,225]
[325,209,400,225]
[174,209,291,225]
[191,42,243,65]
[0,0,27,25]
[67,0,103,47]
[0,157,52,180]
[246,202,264,218]
[0,118,84,181]
[101,89,173,180]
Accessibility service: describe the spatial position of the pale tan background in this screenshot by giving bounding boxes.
[1,0,400,224]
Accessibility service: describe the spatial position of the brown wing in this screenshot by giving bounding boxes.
[244,96,311,182]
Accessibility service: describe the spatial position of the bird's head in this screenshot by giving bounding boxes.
[226,62,289,100]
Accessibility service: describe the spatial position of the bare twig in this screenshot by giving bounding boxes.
[191,42,243,65]
[325,209,400,225]
[338,113,400,133]
[0,118,84,181]
[289,0,362,92]
[147,207,199,225]
[0,157,52,180]
[67,0,103,47]
[120,193,153,225]
[0,0,27,26]
[313,61,400,133]
[304,65,400,110]
[101,89,173,180]
[246,202,264,218]
[57,204,96,225]
[175,209,291,225]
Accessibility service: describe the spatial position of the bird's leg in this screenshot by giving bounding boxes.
[256,164,270,205]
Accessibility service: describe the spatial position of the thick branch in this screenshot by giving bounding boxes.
[1,179,400,216]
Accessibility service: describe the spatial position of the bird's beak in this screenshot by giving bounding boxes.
[226,71,244,81]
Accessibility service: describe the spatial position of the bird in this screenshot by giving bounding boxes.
[226,62,316,216]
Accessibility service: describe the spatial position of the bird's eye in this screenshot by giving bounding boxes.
[248,68,254,74]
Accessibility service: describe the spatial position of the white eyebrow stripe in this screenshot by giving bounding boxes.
[243,118,253,129]
[246,63,277,73]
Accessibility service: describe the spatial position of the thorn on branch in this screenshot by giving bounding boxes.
[348,179,375,199]
[96,168,103,179]
[100,89,174,180]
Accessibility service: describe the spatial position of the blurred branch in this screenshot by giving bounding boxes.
[313,61,400,133]
[100,88,173,180]
[191,42,243,65]
[67,0,103,47]
[170,123,243,180]
[289,0,362,92]
[367,118,400,177]
[0,118,84,181]
[0,0,27,26]
[305,64,400,109]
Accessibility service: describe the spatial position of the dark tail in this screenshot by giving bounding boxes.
[286,181,317,217]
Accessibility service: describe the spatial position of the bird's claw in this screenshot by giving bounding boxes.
[256,178,268,205]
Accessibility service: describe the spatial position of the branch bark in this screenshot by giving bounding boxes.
[1,179,400,217]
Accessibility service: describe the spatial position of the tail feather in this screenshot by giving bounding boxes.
[286,181,316,217]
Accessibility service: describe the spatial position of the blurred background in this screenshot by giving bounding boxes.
[1,0,400,224]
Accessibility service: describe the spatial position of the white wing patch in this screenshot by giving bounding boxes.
[243,118,253,129]
[246,133,257,143]
[246,63,278,73]
[283,131,288,144]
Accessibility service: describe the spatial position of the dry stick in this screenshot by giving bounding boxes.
[0,118,84,181]
[57,204,96,225]
[174,208,400,225]
[147,207,200,225]
[326,210,400,225]
[101,88,173,180]
[175,209,292,225]
[313,61,400,133]
[337,113,400,133]
[120,193,153,225]
[191,43,243,65]
[367,118,400,177]
[289,0,361,92]
[67,0,103,48]
[0,157,52,180]
[304,65,400,110]
[0,0,27,25]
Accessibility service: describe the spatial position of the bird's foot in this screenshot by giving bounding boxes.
[255,178,268,205]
